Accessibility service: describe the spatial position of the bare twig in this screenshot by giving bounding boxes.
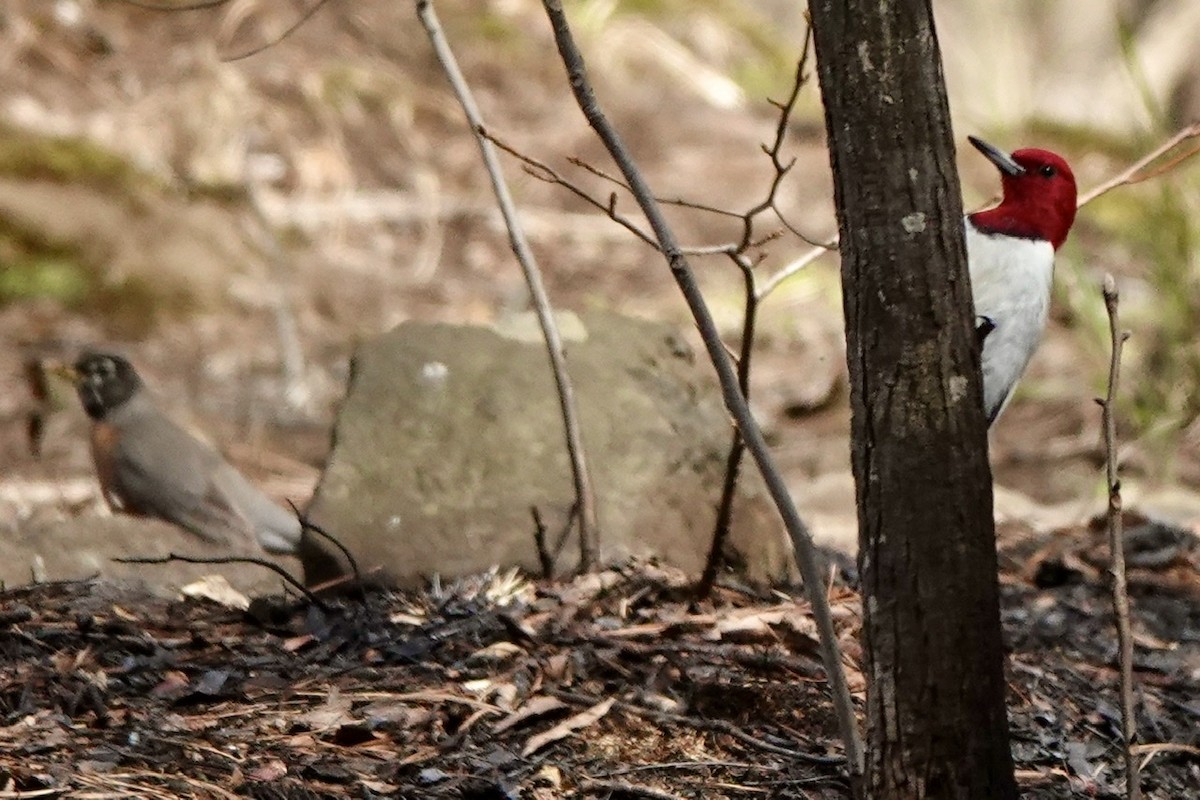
[483,39,829,258]
[697,40,817,598]
[484,132,660,248]
[756,237,838,300]
[223,0,331,62]
[540,0,863,777]
[696,254,757,599]
[1078,122,1200,207]
[417,0,600,573]
[114,0,329,62]
[116,0,229,10]
[531,506,554,578]
[551,501,579,567]
[1097,274,1140,800]
[115,553,328,610]
[734,34,828,252]
[287,500,364,600]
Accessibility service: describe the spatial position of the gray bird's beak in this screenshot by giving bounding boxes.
[968,136,1025,176]
[49,361,80,384]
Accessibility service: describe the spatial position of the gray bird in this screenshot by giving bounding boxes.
[58,352,302,555]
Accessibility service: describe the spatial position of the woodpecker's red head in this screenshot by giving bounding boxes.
[967,136,1077,250]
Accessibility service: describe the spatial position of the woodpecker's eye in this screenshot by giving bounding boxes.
[1039,164,1057,178]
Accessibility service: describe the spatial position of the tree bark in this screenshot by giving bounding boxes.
[807,2,1017,798]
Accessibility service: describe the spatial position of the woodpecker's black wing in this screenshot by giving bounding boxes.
[975,315,996,348]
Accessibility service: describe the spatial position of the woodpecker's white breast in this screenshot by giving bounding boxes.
[965,221,1055,424]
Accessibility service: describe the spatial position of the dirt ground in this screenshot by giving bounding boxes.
[1,2,1199,797]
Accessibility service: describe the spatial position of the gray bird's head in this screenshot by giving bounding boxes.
[64,352,144,420]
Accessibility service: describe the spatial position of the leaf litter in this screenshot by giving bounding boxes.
[0,519,1197,798]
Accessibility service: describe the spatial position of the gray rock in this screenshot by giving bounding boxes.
[301,310,795,587]
[3,515,298,596]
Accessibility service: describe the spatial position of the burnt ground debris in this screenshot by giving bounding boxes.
[1,519,1198,799]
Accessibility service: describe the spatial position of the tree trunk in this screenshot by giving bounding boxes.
[807,2,1018,798]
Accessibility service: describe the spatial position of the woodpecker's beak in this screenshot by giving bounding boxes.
[968,136,1025,177]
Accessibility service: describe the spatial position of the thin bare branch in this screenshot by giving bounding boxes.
[223,0,331,62]
[115,0,330,61]
[1078,122,1200,207]
[1097,274,1140,800]
[540,0,863,777]
[114,0,229,10]
[531,507,554,579]
[567,157,747,220]
[696,253,757,599]
[756,238,838,300]
[287,499,365,600]
[736,30,826,252]
[490,130,747,258]
[483,130,660,248]
[418,0,600,572]
[694,43,826,591]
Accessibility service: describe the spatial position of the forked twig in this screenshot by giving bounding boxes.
[485,132,660,248]
[1096,274,1140,800]
[540,0,864,777]
[417,0,601,573]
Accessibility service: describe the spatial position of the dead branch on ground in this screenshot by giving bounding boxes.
[115,553,328,610]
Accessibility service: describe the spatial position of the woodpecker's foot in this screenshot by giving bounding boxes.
[975,315,996,347]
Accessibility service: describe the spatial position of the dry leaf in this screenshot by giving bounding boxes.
[180,574,250,610]
[150,670,190,698]
[468,641,524,662]
[247,759,288,781]
[296,688,354,730]
[360,779,399,795]
[522,697,614,756]
[282,634,316,652]
[493,696,568,734]
[532,764,562,788]
[110,605,139,622]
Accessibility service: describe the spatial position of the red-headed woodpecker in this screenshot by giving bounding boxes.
[966,136,1077,426]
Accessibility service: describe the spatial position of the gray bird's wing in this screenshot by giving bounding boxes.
[108,404,256,548]
[208,464,302,554]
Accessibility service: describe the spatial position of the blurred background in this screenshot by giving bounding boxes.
[2,0,1199,551]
